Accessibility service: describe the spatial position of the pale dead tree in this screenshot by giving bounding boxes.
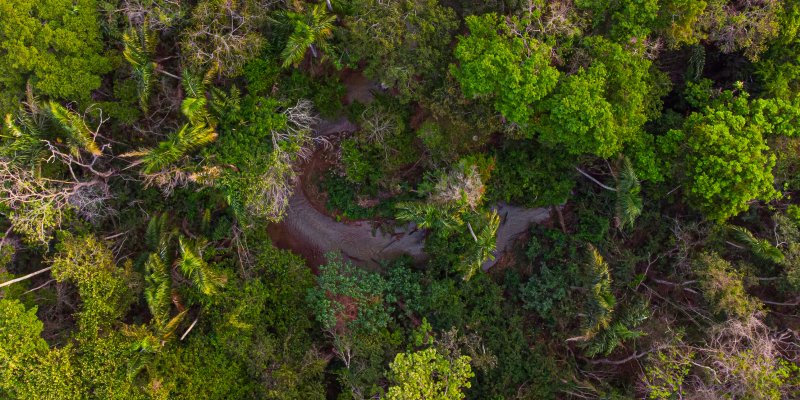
[0,159,112,244]
[684,314,799,399]
[238,99,329,222]
[181,0,267,76]
[359,106,396,146]
[430,164,485,210]
[242,151,297,223]
[700,0,780,61]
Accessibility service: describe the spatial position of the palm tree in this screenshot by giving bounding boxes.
[281,4,337,68]
[579,245,616,341]
[615,157,642,229]
[728,225,785,264]
[178,236,226,296]
[461,211,500,281]
[2,111,47,167]
[122,24,157,112]
[124,123,217,174]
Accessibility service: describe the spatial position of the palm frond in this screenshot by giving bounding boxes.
[124,123,217,174]
[281,4,336,68]
[144,253,171,325]
[728,225,785,264]
[178,236,226,296]
[180,97,209,126]
[582,245,616,339]
[123,24,158,112]
[182,71,205,98]
[583,301,649,357]
[145,213,169,250]
[282,23,314,68]
[1,113,47,164]
[615,157,642,229]
[48,101,102,156]
[158,309,188,341]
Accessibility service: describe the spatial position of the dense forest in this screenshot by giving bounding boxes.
[2,0,800,398]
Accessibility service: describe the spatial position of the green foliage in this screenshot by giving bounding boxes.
[676,90,779,221]
[386,348,474,400]
[655,0,707,48]
[695,252,762,319]
[0,299,49,397]
[341,0,458,102]
[307,254,392,334]
[642,346,694,400]
[757,1,800,98]
[537,36,662,158]
[280,4,337,68]
[452,13,560,125]
[50,232,133,336]
[122,24,158,112]
[0,0,111,114]
[489,140,576,207]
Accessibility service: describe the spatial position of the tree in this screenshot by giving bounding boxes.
[341,0,458,101]
[1,100,114,244]
[0,0,111,114]
[49,232,133,337]
[386,348,474,400]
[695,252,762,320]
[675,91,779,221]
[452,13,560,126]
[181,0,266,76]
[280,4,337,68]
[122,24,158,112]
[537,36,662,158]
[699,0,781,61]
[397,159,500,280]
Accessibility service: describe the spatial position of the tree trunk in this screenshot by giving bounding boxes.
[0,267,53,289]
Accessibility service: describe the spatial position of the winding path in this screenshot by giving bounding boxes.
[267,75,553,270]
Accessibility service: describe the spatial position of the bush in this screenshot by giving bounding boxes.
[489,140,576,207]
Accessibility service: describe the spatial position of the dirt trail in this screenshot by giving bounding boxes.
[267,72,552,270]
[269,181,552,270]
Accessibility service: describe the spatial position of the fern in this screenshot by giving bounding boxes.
[48,101,102,156]
[122,24,157,112]
[728,225,785,264]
